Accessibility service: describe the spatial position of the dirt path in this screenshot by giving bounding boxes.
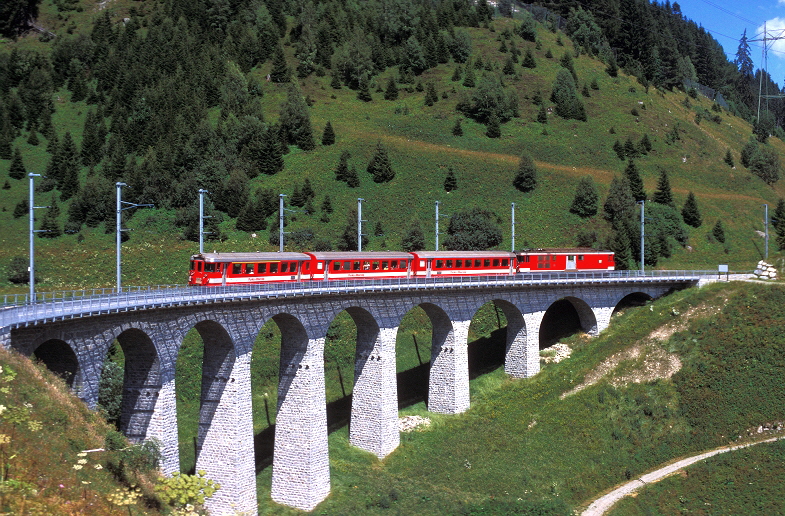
[581,436,785,515]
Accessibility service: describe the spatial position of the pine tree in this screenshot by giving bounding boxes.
[424,83,438,106]
[735,29,754,78]
[330,74,342,89]
[346,165,360,187]
[9,146,26,180]
[290,184,304,207]
[774,198,785,250]
[451,65,462,82]
[560,52,578,81]
[402,220,425,252]
[279,85,315,151]
[270,44,290,83]
[623,160,646,202]
[452,118,464,136]
[485,113,501,138]
[569,176,599,217]
[335,151,350,182]
[513,153,537,192]
[38,194,62,238]
[613,140,625,160]
[724,148,735,167]
[321,195,333,214]
[27,124,39,146]
[57,131,81,201]
[384,76,399,100]
[502,56,515,75]
[236,193,268,232]
[462,65,476,88]
[366,141,395,183]
[623,137,639,158]
[638,133,652,154]
[603,176,634,223]
[551,69,586,121]
[652,169,675,208]
[258,126,284,175]
[537,104,547,124]
[321,121,335,146]
[444,167,458,192]
[302,178,314,202]
[681,191,702,228]
[711,220,726,244]
[522,48,536,68]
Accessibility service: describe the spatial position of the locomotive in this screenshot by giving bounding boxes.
[188,248,615,286]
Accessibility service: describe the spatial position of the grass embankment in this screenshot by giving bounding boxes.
[2,16,785,294]
[170,281,785,514]
[0,346,162,514]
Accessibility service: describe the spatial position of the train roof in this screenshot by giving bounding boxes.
[192,252,311,262]
[410,251,516,258]
[305,251,413,260]
[515,248,613,254]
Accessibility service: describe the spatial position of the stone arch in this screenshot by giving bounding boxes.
[612,292,654,316]
[465,299,524,378]
[115,327,161,443]
[539,296,598,348]
[32,339,79,388]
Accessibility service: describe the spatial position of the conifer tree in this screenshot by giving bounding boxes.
[463,65,476,88]
[502,56,515,75]
[569,176,599,217]
[603,176,635,223]
[424,82,438,106]
[38,193,62,238]
[402,220,426,252]
[560,52,578,81]
[290,184,304,207]
[444,167,458,192]
[513,153,537,192]
[724,148,734,167]
[236,193,268,232]
[321,195,333,214]
[522,48,536,68]
[321,121,335,146]
[638,133,652,154]
[384,76,399,100]
[279,85,315,151]
[452,118,464,136]
[652,169,675,208]
[681,191,702,228]
[551,69,586,121]
[623,137,638,158]
[623,159,646,202]
[346,165,360,188]
[451,65,462,82]
[357,74,373,102]
[27,124,39,146]
[57,131,81,201]
[485,113,501,138]
[367,141,395,183]
[270,44,290,83]
[774,198,785,250]
[9,146,26,180]
[537,104,547,124]
[711,220,726,243]
[335,151,350,183]
[258,126,284,175]
[613,140,625,160]
[302,178,314,202]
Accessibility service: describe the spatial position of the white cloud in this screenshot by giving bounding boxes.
[756,17,785,58]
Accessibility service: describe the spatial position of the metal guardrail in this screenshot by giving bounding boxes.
[0,270,716,329]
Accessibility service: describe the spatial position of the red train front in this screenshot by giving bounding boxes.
[514,248,615,271]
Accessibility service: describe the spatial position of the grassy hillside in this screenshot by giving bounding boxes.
[0,346,163,514]
[2,9,785,294]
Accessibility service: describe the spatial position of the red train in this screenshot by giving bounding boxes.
[188,249,614,286]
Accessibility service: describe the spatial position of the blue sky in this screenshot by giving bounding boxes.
[674,0,785,85]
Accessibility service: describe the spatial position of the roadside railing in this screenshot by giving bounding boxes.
[0,270,719,329]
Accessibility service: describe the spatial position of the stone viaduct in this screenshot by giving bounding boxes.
[0,275,700,514]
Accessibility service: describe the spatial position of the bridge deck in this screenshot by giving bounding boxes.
[0,270,715,330]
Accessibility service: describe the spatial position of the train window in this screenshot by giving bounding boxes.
[493,259,500,267]
[205,263,214,272]
[270,263,279,273]
[578,255,584,260]
[483,259,490,267]
[342,261,351,271]
[332,262,340,271]
[363,262,370,270]
[474,259,481,267]
[291,262,298,273]
[372,261,380,270]
[551,255,556,261]
[198,262,203,271]
[538,255,545,262]
[456,259,463,268]
[244,264,254,274]
[232,264,242,275]
[258,263,267,274]
[502,259,509,267]
[435,260,443,268]
[446,260,453,268]
[382,261,389,270]
[353,261,361,270]
[281,262,289,273]
[304,262,310,272]
[391,260,398,269]
[190,261,195,271]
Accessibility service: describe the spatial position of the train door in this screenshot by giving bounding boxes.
[566,255,576,270]
[221,263,228,286]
